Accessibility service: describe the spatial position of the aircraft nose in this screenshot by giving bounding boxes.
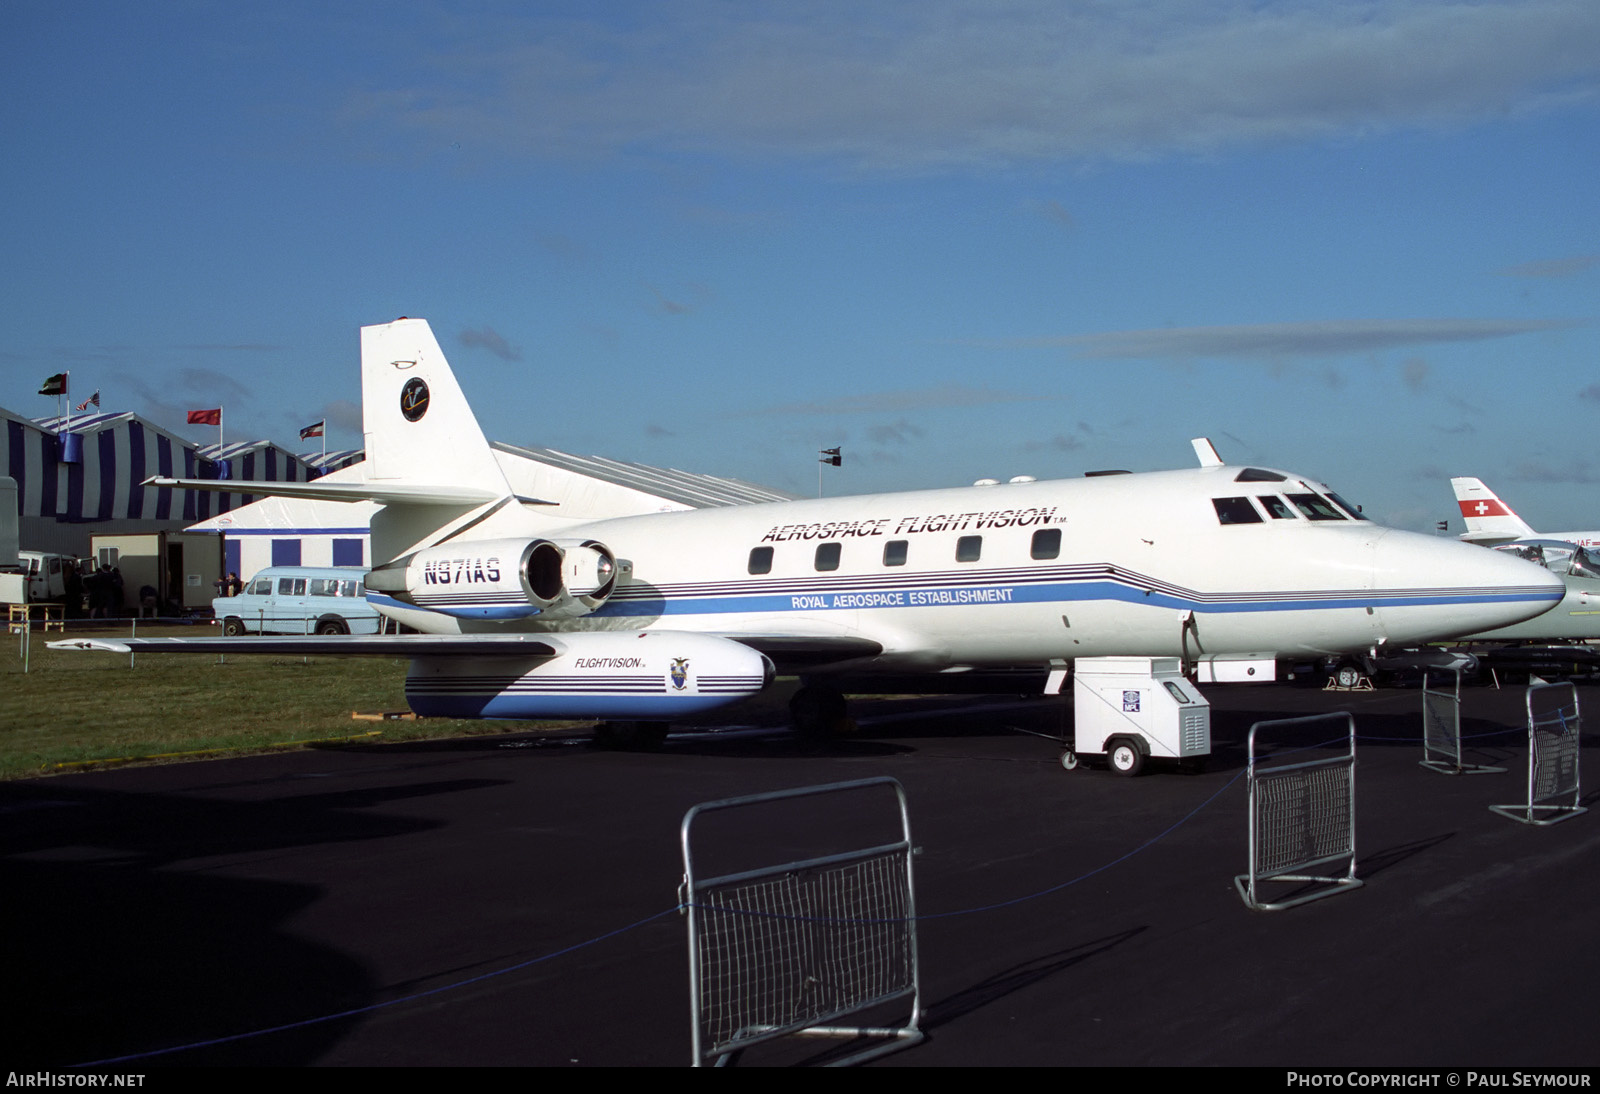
[1370,530,1565,643]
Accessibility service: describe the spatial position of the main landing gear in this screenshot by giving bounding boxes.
[789,685,849,741]
[593,721,670,750]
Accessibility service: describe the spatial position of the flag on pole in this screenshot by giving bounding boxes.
[187,408,222,426]
[820,446,842,466]
[299,420,325,440]
[75,391,100,412]
[39,373,68,396]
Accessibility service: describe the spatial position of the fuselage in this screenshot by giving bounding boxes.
[370,463,1563,671]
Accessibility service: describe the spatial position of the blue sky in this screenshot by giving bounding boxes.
[3,1,1597,532]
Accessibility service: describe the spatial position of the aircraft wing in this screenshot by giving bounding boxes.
[48,631,883,668]
[49,634,561,657]
[51,629,775,722]
[721,634,884,669]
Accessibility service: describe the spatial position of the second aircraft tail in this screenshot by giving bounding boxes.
[1451,476,1536,544]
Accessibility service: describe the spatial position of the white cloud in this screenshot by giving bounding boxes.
[459,327,523,362]
[989,318,1580,360]
[346,1,1600,171]
[1498,254,1600,278]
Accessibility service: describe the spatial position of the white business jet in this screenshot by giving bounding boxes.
[56,319,1562,742]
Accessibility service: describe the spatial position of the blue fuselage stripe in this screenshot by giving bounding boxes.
[371,576,1559,623]
[594,581,1559,617]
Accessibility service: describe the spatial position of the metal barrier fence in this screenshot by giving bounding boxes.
[1235,713,1363,911]
[680,777,923,1067]
[1490,682,1587,826]
[1420,667,1504,775]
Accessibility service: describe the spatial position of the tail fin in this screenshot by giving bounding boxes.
[362,318,512,496]
[145,318,531,567]
[360,318,522,564]
[1451,476,1536,544]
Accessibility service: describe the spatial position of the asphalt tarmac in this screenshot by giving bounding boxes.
[7,678,1599,1068]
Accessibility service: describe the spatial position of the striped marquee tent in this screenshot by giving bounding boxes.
[300,449,366,475]
[195,439,317,508]
[20,409,237,525]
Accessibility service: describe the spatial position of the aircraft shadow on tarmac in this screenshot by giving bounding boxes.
[2,777,506,1067]
[288,681,1594,774]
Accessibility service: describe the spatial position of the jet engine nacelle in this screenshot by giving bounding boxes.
[371,537,618,621]
[553,540,618,605]
[405,630,774,720]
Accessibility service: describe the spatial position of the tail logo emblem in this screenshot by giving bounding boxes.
[400,378,430,422]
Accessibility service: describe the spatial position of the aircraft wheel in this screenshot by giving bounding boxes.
[790,686,847,740]
[1108,737,1145,777]
[1335,662,1363,688]
[222,616,246,637]
[1059,749,1079,771]
[315,617,348,636]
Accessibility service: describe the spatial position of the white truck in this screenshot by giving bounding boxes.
[0,477,24,606]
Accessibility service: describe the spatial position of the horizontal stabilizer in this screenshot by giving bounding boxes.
[142,476,523,507]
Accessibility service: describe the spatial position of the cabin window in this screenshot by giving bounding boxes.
[815,542,841,572]
[956,535,982,562]
[1258,495,1297,520]
[748,546,774,575]
[277,577,307,596]
[883,540,908,566]
[1031,528,1062,560]
[1212,497,1264,525]
[1327,492,1369,521]
[247,578,271,595]
[1286,493,1346,521]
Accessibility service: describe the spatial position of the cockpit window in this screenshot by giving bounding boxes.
[1499,544,1549,568]
[1502,542,1600,578]
[1213,497,1264,525]
[1235,468,1287,482]
[1286,493,1347,521]
[1258,495,1297,520]
[1572,548,1600,579]
[1326,492,1369,521]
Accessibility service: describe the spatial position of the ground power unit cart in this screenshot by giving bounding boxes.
[1062,656,1211,775]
